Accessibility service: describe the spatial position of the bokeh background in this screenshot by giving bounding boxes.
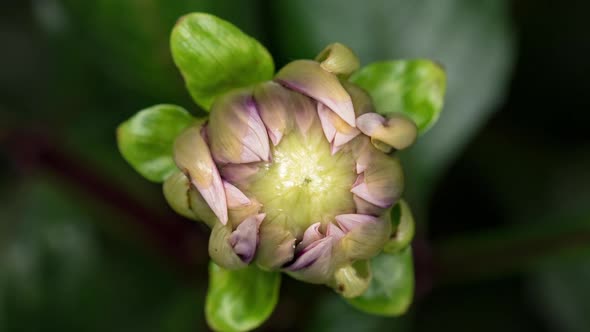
[1,0,589,331]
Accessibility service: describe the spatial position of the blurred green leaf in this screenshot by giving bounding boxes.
[347,247,414,316]
[307,292,409,332]
[39,0,264,103]
[0,177,207,332]
[530,258,590,332]
[171,13,274,110]
[117,104,193,182]
[350,60,446,134]
[275,0,515,200]
[384,200,415,254]
[206,263,280,332]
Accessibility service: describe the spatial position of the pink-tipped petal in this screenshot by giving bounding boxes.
[229,214,264,264]
[296,222,323,251]
[275,60,355,127]
[351,136,372,174]
[336,213,392,260]
[254,81,315,146]
[317,104,337,142]
[174,125,228,224]
[208,89,270,164]
[285,229,337,284]
[326,223,345,240]
[351,181,388,208]
[223,181,251,208]
[353,194,385,216]
[335,214,379,232]
[356,113,385,136]
[350,153,404,209]
[317,103,360,152]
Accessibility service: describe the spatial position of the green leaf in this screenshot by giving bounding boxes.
[171,13,274,110]
[347,247,414,316]
[206,262,280,332]
[350,60,446,134]
[117,104,193,182]
[384,200,416,254]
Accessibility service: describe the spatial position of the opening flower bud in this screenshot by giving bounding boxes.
[169,47,409,296]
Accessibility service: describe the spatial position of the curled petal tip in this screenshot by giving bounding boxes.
[286,236,333,273]
[223,181,251,208]
[275,60,355,127]
[174,125,228,224]
[297,222,323,251]
[315,43,360,77]
[229,214,264,264]
[357,113,418,151]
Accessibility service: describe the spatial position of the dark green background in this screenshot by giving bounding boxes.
[1,0,589,331]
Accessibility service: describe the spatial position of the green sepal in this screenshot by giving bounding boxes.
[117,104,194,182]
[346,247,414,316]
[171,13,274,110]
[206,262,281,332]
[350,60,446,134]
[384,200,415,254]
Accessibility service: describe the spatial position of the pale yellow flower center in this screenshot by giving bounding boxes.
[246,118,356,237]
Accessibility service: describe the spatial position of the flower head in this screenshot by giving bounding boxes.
[165,43,413,297]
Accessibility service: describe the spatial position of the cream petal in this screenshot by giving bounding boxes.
[350,153,404,209]
[332,261,372,298]
[353,194,385,216]
[275,60,355,127]
[315,43,360,77]
[162,171,197,221]
[335,213,392,260]
[223,181,250,208]
[351,136,372,174]
[174,125,228,224]
[342,81,375,117]
[256,223,296,270]
[357,113,418,151]
[208,89,270,164]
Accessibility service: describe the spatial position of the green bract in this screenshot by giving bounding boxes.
[206,263,280,332]
[117,104,194,182]
[347,247,414,316]
[116,11,446,332]
[171,13,274,110]
[350,60,446,134]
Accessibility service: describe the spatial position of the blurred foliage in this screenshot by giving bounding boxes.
[1,0,589,331]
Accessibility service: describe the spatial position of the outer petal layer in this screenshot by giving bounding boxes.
[275,60,355,127]
[351,154,404,209]
[208,89,270,164]
[174,125,228,224]
[357,113,418,152]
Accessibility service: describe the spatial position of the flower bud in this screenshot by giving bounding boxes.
[165,43,413,297]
